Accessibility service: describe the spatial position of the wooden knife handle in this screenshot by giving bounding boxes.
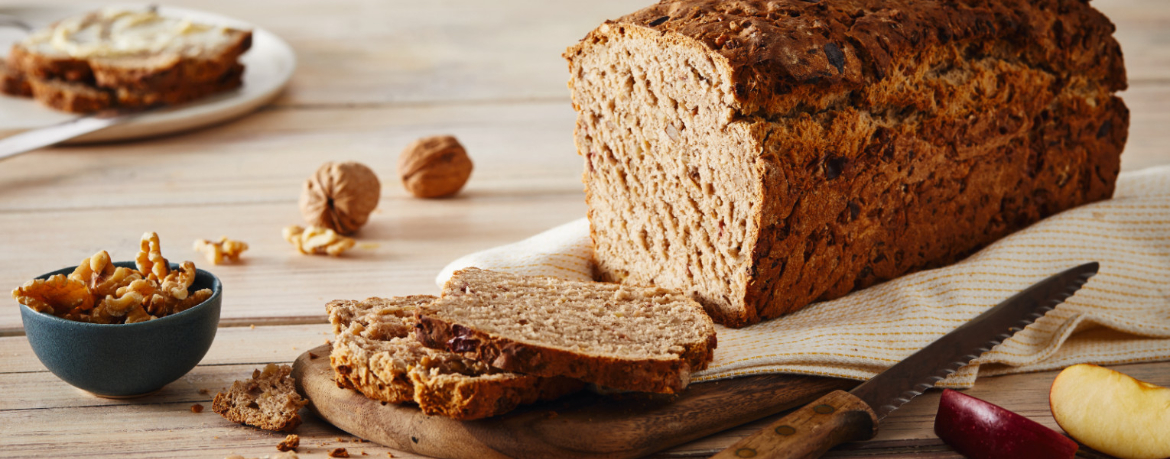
[711,390,878,459]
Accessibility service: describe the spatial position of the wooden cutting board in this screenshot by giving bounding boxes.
[293,344,858,459]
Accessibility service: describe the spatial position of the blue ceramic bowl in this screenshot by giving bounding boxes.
[19,261,221,397]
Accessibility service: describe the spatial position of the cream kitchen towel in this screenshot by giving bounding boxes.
[437,167,1170,388]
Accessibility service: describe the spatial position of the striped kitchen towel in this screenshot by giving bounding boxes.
[437,166,1170,388]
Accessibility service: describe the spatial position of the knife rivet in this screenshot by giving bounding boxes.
[813,404,835,414]
[734,448,757,457]
[775,425,796,436]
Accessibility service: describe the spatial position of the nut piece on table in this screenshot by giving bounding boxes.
[300,161,381,235]
[194,237,250,265]
[328,448,350,458]
[283,225,355,256]
[398,135,473,198]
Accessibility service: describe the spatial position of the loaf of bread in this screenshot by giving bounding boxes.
[565,0,1127,327]
[414,268,717,394]
[327,296,583,420]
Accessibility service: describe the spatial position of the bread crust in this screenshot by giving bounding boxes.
[568,0,1128,327]
[591,0,1125,116]
[414,311,717,394]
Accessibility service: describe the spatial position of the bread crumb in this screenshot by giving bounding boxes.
[277,434,300,452]
[190,403,204,413]
[329,448,350,458]
[387,453,394,458]
[250,324,255,329]
[198,388,211,395]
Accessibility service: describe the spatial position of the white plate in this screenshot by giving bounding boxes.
[0,4,295,143]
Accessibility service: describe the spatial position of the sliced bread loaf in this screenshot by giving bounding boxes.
[327,297,583,420]
[565,0,1126,327]
[9,8,252,91]
[414,268,717,394]
[212,363,307,432]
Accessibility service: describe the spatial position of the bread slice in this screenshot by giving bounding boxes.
[23,63,243,113]
[414,268,717,394]
[327,297,584,420]
[0,61,31,97]
[9,8,252,91]
[212,363,307,432]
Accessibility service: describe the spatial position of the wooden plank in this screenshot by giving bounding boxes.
[656,361,1170,457]
[0,324,331,373]
[0,194,586,331]
[0,101,583,213]
[8,0,1169,107]
[9,0,650,106]
[5,323,1166,458]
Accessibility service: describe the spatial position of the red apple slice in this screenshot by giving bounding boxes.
[934,389,1077,459]
[1050,364,1170,459]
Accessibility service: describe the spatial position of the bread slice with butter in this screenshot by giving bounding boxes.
[4,7,250,113]
[9,8,251,91]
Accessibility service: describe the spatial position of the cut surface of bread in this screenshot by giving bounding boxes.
[327,296,583,420]
[212,363,307,432]
[9,8,252,91]
[565,0,1127,327]
[414,268,717,394]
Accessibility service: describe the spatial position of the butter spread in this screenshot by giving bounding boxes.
[24,8,230,59]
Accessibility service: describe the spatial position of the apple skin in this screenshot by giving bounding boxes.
[934,389,1077,459]
[1050,364,1170,459]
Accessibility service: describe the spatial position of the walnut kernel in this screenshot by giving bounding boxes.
[398,135,473,198]
[283,225,355,256]
[300,161,381,235]
[194,237,249,264]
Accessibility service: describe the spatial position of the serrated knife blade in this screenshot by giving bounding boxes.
[712,261,1099,459]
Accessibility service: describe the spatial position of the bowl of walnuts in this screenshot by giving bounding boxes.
[14,233,222,397]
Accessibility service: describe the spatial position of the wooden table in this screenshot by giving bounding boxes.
[1,0,1167,457]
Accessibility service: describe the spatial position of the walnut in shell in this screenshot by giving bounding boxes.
[398,135,473,198]
[300,161,381,235]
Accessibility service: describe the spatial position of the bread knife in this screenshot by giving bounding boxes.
[0,111,139,162]
[711,262,1099,459]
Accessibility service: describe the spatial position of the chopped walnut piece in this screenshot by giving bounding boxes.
[194,236,249,265]
[136,232,170,281]
[283,225,355,256]
[12,274,92,315]
[277,434,300,452]
[328,448,350,458]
